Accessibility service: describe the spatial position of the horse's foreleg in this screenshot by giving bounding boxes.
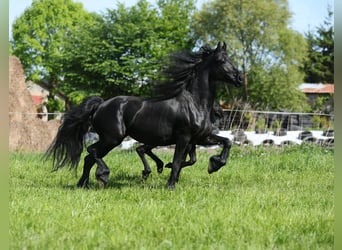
[207,134,231,174]
[167,136,191,189]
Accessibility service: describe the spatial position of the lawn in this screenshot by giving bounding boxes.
[9,144,334,249]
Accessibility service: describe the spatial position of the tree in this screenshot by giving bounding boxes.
[303,7,334,83]
[62,0,196,102]
[11,0,196,107]
[11,0,94,110]
[192,0,309,111]
[156,0,196,50]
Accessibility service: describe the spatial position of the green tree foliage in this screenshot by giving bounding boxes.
[12,0,313,112]
[62,0,196,102]
[11,0,196,107]
[192,0,309,111]
[11,0,93,110]
[303,7,334,83]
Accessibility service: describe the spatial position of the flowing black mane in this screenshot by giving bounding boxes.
[154,45,215,98]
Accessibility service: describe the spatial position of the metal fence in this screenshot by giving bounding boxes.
[217,109,334,131]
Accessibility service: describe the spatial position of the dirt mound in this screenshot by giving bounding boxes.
[9,56,61,152]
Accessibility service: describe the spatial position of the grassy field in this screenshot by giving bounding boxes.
[10,144,334,249]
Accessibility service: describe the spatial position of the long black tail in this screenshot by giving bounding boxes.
[45,96,104,170]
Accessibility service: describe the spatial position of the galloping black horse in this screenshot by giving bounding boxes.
[46,42,243,189]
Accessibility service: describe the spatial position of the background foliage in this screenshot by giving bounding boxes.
[192,0,309,111]
[11,0,93,109]
[10,0,334,112]
[303,7,334,84]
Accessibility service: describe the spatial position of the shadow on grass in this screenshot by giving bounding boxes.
[60,171,169,190]
[106,172,143,189]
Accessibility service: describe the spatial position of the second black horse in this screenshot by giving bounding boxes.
[135,102,224,179]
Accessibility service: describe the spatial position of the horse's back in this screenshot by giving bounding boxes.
[91,96,143,138]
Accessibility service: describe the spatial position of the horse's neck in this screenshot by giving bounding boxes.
[188,70,216,111]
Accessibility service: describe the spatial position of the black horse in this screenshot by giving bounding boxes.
[45,42,243,189]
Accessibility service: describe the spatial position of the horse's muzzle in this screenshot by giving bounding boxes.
[234,73,244,87]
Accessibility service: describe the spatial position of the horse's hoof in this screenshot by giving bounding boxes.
[77,179,89,189]
[165,163,172,168]
[166,181,176,190]
[142,170,151,180]
[96,175,109,188]
[166,184,176,191]
[96,173,109,184]
[76,184,89,189]
[156,162,164,173]
[97,180,105,189]
[208,156,223,174]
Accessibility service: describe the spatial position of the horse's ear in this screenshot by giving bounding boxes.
[222,42,227,51]
[215,42,221,52]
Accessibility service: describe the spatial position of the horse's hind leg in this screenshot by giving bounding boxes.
[90,140,120,188]
[77,154,96,188]
[76,141,113,189]
[136,145,164,180]
[77,138,121,188]
[93,151,112,188]
[181,144,197,168]
[136,145,152,180]
[165,143,196,169]
[145,146,164,174]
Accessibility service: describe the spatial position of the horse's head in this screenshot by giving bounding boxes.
[209,42,244,87]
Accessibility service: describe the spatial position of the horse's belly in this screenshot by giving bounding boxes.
[125,101,183,145]
[128,128,176,146]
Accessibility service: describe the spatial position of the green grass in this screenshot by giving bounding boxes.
[10,144,334,249]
